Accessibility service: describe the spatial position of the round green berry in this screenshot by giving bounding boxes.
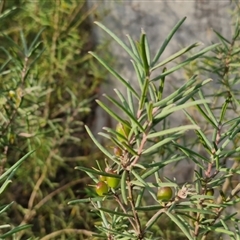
[96,181,108,196]
[157,187,173,202]
[106,170,120,189]
[99,175,106,181]
[206,188,214,196]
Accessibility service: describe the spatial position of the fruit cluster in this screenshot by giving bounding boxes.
[95,122,129,196]
[95,170,120,196]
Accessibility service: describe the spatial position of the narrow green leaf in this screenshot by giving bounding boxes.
[28,28,45,55]
[96,100,127,127]
[97,201,109,228]
[144,31,151,66]
[148,82,157,102]
[89,51,139,99]
[142,158,184,182]
[0,224,32,238]
[91,233,106,238]
[127,82,135,114]
[68,197,105,204]
[151,42,202,71]
[172,142,210,163]
[132,170,148,187]
[1,33,22,51]
[126,34,141,59]
[177,207,216,215]
[85,125,114,160]
[145,208,165,231]
[143,133,183,155]
[184,110,213,151]
[190,195,215,201]
[157,67,166,101]
[136,205,164,211]
[131,170,157,202]
[214,228,235,236]
[0,178,12,195]
[0,202,14,215]
[155,74,197,107]
[121,170,128,205]
[102,95,144,132]
[97,226,134,238]
[139,77,149,110]
[198,90,218,126]
[155,99,210,121]
[213,29,230,50]
[152,17,187,66]
[192,97,218,129]
[141,166,161,181]
[94,21,142,66]
[0,7,17,20]
[142,156,185,169]
[165,212,194,240]
[215,125,240,156]
[140,31,150,75]
[114,88,131,113]
[147,125,199,139]
[20,30,28,56]
[135,188,145,208]
[234,17,240,40]
[147,101,153,123]
[228,63,240,67]
[152,43,220,82]
[131,180,155,187]
[103,126,127,140]
[0,57,11,73]
[28,46,45,69]
[0,150,35,182]
[219,95,231,124]
[102,127,133,153]
[99,207,134,218]
[131,59,144,89]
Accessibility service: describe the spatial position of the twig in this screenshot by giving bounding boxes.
[39,228,94,240]
[114,194,137,232]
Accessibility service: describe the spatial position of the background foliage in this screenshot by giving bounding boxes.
[0,1,105,239]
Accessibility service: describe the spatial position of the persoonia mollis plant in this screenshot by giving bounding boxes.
[69,17,240,240]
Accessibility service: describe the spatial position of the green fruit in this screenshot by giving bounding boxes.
[206,188,214,196]
[96,181,108,196]
[157,187,173,202]
[116,121,130,142]
[8,90,15,98]
[99,175,106,181]
[106,170,120,189]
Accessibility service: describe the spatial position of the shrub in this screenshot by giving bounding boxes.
[72,9,240,240]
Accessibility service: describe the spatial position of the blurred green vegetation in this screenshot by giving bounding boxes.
[0,1,105,239]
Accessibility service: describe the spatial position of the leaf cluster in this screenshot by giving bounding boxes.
[0,1,104,239]
[74,6,240,240]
